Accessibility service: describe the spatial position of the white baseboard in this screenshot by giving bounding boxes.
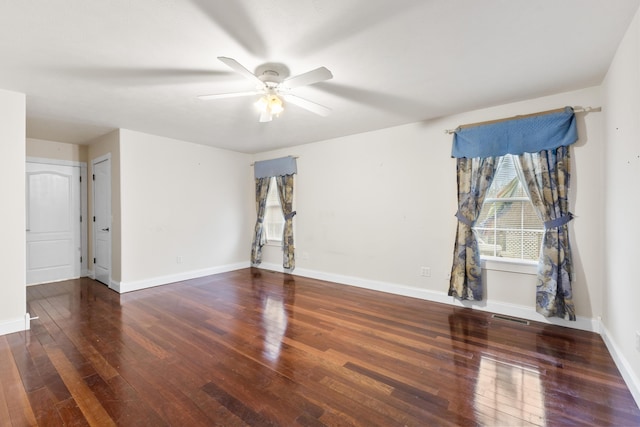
[0,313,30,336]
[601,324,640,408]
[109,279,121,293]
[259,263,598,333]
[114,262,251,293]
[27,272,94,287]
[259,262,287,274]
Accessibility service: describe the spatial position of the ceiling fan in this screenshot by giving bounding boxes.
[198,57,333,122]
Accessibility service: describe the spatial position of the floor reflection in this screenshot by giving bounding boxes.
[474,355,546,426]
[262,295,288,361]
[250,269,296,363]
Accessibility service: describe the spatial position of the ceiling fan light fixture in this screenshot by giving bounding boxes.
[255,93,284,118]
[254,95,269,112]
[269,95,283,115]
[205,57,333,122]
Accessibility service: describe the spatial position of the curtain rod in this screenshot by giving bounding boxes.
[444,106,600,135]
[250,156,299,166]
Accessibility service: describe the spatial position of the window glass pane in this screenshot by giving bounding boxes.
[264,177,284,242]
[494,201,524,230]
[474,155,544,261]
[522,203,541,230]
[486,156,528,198]
[522,231,544,261]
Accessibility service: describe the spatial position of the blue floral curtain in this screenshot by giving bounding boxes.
[516,147,575,320]
[449,107,578,319]
[275,174,296,271]
[250,177,271,266]
[253,156,297,270]
[449,157,499,300]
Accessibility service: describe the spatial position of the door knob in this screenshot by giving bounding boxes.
[101,227,110,232]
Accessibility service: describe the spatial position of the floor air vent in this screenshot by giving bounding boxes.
[491,314,530,325]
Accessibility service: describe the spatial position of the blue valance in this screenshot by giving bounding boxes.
[254,156,297,178]
[451,107,578,158]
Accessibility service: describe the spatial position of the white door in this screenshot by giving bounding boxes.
[26,162,81,285]
[93,157,111,286]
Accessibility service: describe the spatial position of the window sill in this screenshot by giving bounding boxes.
[265,240,283,248]
[481,257,538,275]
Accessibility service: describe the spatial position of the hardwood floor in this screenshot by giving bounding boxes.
[1,268,638,426]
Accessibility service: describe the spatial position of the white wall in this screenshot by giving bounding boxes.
[255,86,603,330]
[26,137,88,163]
[602,8,640,403]
[117,129,253,292]
[0,88,27,335]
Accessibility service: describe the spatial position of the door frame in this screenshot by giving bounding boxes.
[26,157,88,280]
[91,153,112,287]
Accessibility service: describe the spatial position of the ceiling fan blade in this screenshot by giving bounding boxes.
[281,67,333,89]
[198,90,262,100]
[218,56,264,87]
[282,94,332,117]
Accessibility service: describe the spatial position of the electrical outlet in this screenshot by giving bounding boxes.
[636,331,640,352]
[176,256,183,264]
[420,267,431,277]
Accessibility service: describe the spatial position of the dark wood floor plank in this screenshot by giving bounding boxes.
[5,333,47,395]
[202,381,276,426]
[1,270,638,426]
[26,386,65,427]
[0,381,11,426]
[152,358,250,426]
[45,345,115,426]
[114,356,217,426]
[101,373,169,427]
[0,336,39,426]
[54,397,90,427]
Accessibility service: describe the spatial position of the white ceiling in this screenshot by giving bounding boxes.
[1,1,638,153]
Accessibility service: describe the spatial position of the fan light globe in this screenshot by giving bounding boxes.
[269,95,283,115]
[254,96,268,111]
[255,94,284,116]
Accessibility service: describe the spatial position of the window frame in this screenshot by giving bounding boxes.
[473,155,543,274]
[264,176,284,246]
[481,256,537,275]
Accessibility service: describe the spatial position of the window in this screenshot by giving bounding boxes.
[473,155,544,262]
[264,177,284,243]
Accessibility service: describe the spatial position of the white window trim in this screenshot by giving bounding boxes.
[265,239,283,247]
[481,256,538,275]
